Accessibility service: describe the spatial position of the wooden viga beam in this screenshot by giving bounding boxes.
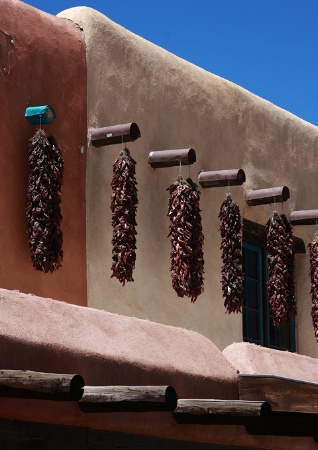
[198,169,246,188]
[246,186,290,206]
[174,399,272,417]
[290,209,318,226]
[79,385,178,411]
[148,149,196,168]
[0,369,84,401]
[90,122,141,147]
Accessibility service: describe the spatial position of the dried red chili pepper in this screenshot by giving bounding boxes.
[282,214,296,315]
[26,130,64,273]
[167,176,204,302]
[111,147,138,285]
[266,212,296,326]
[218,193,244,313]
[309,232,318,341]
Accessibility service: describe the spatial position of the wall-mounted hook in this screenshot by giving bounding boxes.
[290,209,318,226]
[90,123,141,148]
[148,149,196,169]
[25,105,56,125]
[198,169,245,188]
[246,186,290,206]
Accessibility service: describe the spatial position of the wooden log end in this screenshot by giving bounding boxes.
[70,374,84,401]
[260,401,272,418]
[165,385,178,411]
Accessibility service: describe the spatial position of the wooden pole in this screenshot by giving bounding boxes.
[90,123,141,147]
[174,399,271,417]
[246,186,290,206]
[290,209,318,226]
[148,149,196,168]
[80,385,177,410]
[198,169,246,188]
[0,369,84,400]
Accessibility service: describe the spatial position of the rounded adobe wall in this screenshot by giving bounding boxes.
[0,288,316,450]
[223,342,318,383]
[0,288,238,400]
[60,7,318,355]
[0,0,87,305]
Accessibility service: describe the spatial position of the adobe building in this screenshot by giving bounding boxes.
[1,0,318,448]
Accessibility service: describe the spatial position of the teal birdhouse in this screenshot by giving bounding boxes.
[25,105,56,125]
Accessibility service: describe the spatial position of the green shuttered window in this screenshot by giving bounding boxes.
[242,241,296,352]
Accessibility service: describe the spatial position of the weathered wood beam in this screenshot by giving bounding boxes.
[0,369,84,401]
[246,186,290,206]
[90,122,141,147]
[239,374,318,414]
[174,399,271,417]
[198,169,246,188]
[80,385,177,411]
[148,149,196,168]
[290,209,318,226]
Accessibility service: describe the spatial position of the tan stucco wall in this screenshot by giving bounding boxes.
[60,7,318,356]
[0,0,87,306]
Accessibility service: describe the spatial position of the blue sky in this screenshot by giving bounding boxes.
[22,0,318,126]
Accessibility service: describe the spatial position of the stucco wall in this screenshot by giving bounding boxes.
[223,342,318,383]
[0,0,87,305]
[0,288,238,400]
[1,288,317,450]
[59,7,318,356]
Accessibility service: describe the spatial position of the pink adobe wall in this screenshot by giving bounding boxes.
[0,288,316,449]
[0,288,238,399]
[0,0,87,305]
[223,342,318,383]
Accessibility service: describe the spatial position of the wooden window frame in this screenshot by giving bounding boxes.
[242,219,303,352]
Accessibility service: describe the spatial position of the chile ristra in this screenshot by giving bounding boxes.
[167,176,204,303]
[218,193,244,313]
[266,212,296,326]
[26,130,64,273]
[309,232,318,340]
[110,148,138,286]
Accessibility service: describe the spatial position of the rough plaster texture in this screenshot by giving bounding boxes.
[59,7,318,356]
[223,342,318,383]
[0,0,87,305]
[0,288,238,399]
[0,288,317,450]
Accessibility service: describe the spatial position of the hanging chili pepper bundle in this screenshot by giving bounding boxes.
[266,211,296,326]
[309,232,318,341]
[218,193,244,313]
[167,176,204,303]
[26,130,64,273]
[187,178,205,302]
[282,213,296,316]
[111,147,138,285]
